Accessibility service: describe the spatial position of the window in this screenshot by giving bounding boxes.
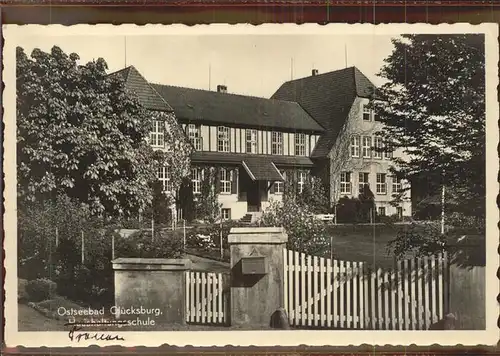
[295,133,306,156]
[384,145,394,159]
[340,172,352,195]
[221,208,231,220]
[392,176,402,193]
[396,207,403,219]
[376,173,387,194]
[275,170,285,194]
[220,168,231,194]
[358,172,369,195]
[217,126,230,152]
[363,104,371,121]
[373,108,379,122]
[192,167,202,194]
[246,129,257,154]
[187,124,202,150]
[158,166,172,192]
[373,136,383,159]
[362,136,372,158]
[298,171,307,194]
[150,120,164,147]
[378,207,386,216]
[271,132,283,155]
[350,135,360,157]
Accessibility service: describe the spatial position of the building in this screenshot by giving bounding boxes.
[113,65,411,221]
[114,66,325,222]
[272,67,411,218]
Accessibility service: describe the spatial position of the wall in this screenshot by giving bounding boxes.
[228,227,288,328]
[328,97,412,216]
[181,123,320,156]
[113,258,191,324]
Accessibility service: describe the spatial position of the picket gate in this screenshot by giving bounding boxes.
[185,271,228,324]
[283,249,449,330]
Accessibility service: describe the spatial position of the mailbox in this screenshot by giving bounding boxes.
[240,256,267,275]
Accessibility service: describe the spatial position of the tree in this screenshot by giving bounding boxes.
[373,35,485,219]
[17,46,158,217]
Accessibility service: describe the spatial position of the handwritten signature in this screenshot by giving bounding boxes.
[65,322,125,342]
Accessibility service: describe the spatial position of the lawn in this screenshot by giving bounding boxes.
[326,223,417,270]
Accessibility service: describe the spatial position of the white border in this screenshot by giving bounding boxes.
[3,23,499,347]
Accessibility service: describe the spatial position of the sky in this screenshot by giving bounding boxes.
[17,34,399,98]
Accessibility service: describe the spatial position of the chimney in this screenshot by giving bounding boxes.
[312,69,319,76]
[217,85,227,93]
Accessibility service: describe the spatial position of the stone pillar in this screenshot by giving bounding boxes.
[112,258,191,324]
[228,227,288,328]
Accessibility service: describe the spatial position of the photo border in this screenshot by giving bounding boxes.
[4,2,498,351]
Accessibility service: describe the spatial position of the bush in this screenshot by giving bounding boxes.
[260,200,330,256]
[18,278,29,303]
[25,278,57,302]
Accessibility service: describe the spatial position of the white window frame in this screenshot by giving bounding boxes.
[362,104,371,121]
[362,136,372,158]
[358,172,369,195]
[221,208,231,220]
[217,126,230,152]
[271,131,283,155]
[373,136,383,159]
[150,120,165,147]
[340,172,352,195]
[392,176,402,193]
[187,124,202,151]
[246,129,257,154]
[158,165,172,192]
[376,173,387,195]
[295,133,306,156]
[350,135,360,158]
[192,167,202,194]
[298,171,307,194]
[220,168,231,194]
[275,170,285,194]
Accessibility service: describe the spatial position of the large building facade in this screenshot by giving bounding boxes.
[115,65,411,221]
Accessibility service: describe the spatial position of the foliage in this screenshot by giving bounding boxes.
[260,200,330,256]
[335,186,375,224]
[143,180,174,225]
[16,46,163,217]
[193,167,221,223]
[25,278,57,302]
[18,279,29,303]
[373,34,485,219]
[114,229,184,259]
[296,176,330,213]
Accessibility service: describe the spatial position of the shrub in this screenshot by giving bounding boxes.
[18,278,29,303]
[260,200,330,256]
[25,278,57,302]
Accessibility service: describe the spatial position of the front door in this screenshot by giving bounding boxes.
[247,181,261,212]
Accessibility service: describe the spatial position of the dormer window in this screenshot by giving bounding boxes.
[217,126,230,152]
[187,124,202,151]
[271,131,283,155]
[295,133,306,156]
[150,120,165,147]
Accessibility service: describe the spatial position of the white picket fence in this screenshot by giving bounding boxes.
[283,249,448,330]
[185,271,228,324]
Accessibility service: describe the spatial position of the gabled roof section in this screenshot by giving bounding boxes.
[151,84,325,133]
[271,66,376,157]
[110,66,173,112]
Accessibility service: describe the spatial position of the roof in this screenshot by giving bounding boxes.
[191,151,315,168]
[242,156,284,181]
[110,66,173,112]
[151,83,325,133]
[271,66,376,157]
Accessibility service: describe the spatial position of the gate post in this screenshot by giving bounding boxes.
[112,258,191,325]
[228,227,288,328]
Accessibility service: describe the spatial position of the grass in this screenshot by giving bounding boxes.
[326,223,416,270]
